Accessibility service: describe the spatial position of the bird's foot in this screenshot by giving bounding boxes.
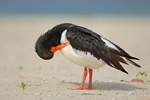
[68,86,92,90]
[83,86,92,90]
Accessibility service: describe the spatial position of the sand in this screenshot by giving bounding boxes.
[0,14,150,100]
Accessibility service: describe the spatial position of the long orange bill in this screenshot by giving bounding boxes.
[50,42,70,53]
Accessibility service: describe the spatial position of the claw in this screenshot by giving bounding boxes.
[68,87,83,90]
[68,86,92,90]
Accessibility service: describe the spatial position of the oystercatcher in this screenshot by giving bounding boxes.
[35,23,141,90]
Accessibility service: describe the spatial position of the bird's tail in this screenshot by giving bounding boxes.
[125,57,141,67]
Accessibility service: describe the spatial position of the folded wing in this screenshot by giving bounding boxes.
[66,25,140,74]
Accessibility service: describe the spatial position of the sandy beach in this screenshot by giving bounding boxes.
[0,15,150,100]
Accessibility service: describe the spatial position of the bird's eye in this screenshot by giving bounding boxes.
[44,54,48,57]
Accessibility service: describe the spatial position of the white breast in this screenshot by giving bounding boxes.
[59,29,105,69]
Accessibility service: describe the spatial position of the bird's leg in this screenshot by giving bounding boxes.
[83,68,93,90]
[69,68,88,90]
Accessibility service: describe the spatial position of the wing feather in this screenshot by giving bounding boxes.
[66,25,140,74]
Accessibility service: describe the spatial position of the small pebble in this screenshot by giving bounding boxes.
[120,80,124,82]
[18,66,23,70]
[34,93,38,96]
[128,91,135,94]
[61,80,65,82]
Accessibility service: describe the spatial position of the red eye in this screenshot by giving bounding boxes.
[44,54,48,57]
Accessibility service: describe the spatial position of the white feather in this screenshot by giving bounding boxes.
[101,37,119,51]
[61,29,67,43]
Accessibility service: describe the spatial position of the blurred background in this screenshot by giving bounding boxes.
[0,0,150,74]
[0,0,150,15]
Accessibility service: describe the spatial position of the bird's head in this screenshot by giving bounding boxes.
[35,23,72,60]
[35,36,54,60]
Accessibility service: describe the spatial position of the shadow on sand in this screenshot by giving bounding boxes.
[60,81,146,91]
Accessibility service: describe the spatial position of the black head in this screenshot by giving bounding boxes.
[35,23,72,60]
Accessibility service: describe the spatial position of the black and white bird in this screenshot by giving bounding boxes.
[35,23,141,90]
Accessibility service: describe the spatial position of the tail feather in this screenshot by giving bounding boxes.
[104,44,141,74]
[125,55,139,60]
[126,58,141,67]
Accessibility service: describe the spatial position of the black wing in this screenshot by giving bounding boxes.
[66,25,140,74]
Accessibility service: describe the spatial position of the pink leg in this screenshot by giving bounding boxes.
[69,68,88,90]
[69,68,93,90]
[83,69,93,90]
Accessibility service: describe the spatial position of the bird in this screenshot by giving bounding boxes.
[35,23,141,90]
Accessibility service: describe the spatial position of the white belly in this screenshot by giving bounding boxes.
[59,45,105,69]
[59,29,105,69]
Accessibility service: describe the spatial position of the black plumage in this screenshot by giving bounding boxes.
[35,23,71,59]
[66,24,141,74]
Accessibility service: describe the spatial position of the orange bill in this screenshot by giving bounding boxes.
[50,42,70,53]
